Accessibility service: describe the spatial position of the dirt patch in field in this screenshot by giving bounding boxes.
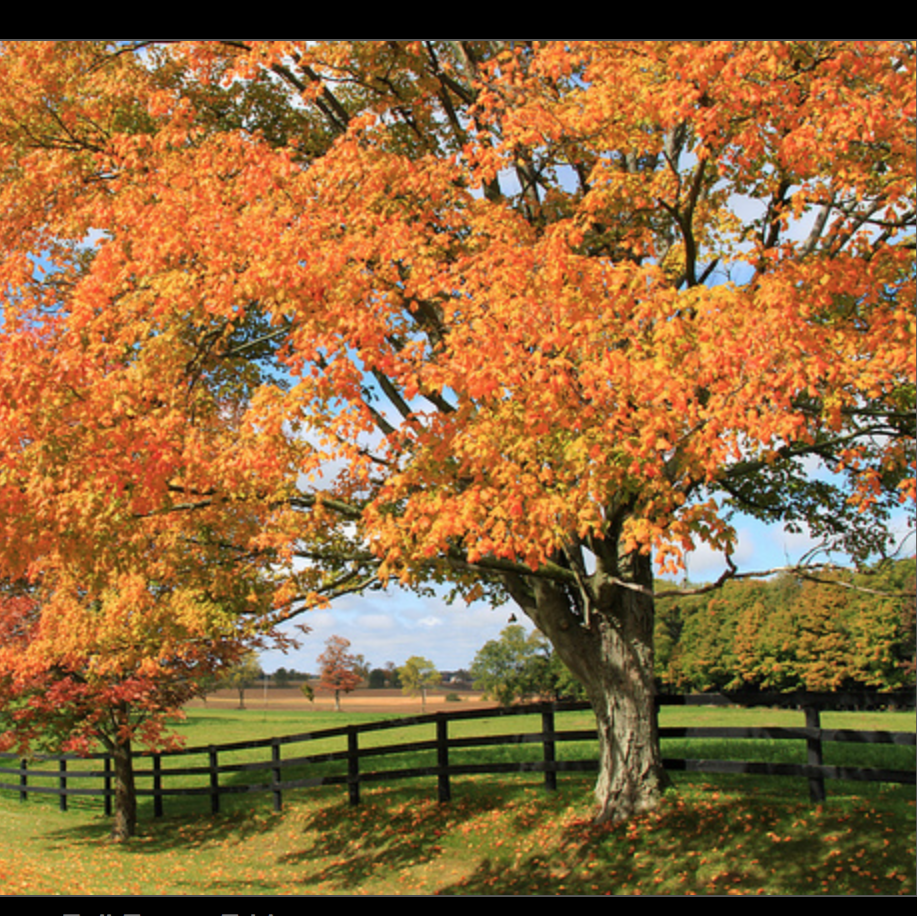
[187,687,499,715]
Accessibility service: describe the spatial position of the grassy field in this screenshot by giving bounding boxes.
[0,702,913,896]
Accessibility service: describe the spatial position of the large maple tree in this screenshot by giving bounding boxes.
[0,41,913,825]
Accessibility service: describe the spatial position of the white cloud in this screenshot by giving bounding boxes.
[680,525,758,582]
[259,587,524,674]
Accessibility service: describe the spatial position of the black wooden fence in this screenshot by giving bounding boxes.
[1,691,913,819]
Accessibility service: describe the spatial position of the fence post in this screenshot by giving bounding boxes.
[153,754,163,818]
[804,704,827,803]
[271,739,283,812]
[541,705,557,791]
[436,714,451,802]
[347,727,360,807]
[58,758,68,812]
[208,746,220,815]
[104,756,112,816]
[19,758,27,803]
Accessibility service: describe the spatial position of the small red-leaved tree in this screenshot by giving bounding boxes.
[317,635,364,711]
[0,567,279,842]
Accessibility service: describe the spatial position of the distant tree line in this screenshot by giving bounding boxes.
[269,667,312,688]
[654,558,916,694]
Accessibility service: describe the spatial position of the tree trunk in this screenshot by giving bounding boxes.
[504,546,670,825]
[581,605,670,824]
[109,737,138,842]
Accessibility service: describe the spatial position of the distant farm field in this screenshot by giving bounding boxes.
[189,685,498,715]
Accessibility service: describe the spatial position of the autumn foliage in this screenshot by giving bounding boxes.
[317,635,365,711]
[0,581,242,751]
[656,559,917,693]
[0,41,913,828]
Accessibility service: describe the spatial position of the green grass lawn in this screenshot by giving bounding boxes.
[0,704,913,896]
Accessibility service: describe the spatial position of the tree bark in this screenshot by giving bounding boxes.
[582,604,670,824]
[108,737,138,842]
[504,545,670,825]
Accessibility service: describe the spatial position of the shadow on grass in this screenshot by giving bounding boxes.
[430,786,914,895]
[24,774,914,896]
[34,790,293,853]
[273,782,527,893]
[274,778,915,896]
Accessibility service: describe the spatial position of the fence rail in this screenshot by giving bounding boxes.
[1,691,913,818]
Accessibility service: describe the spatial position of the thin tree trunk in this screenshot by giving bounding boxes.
[108,737,138,842]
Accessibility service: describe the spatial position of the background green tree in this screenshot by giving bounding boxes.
[397,656,440,711]
[271,667,291,689]
[470,624,557,706]
[220,652,263,709]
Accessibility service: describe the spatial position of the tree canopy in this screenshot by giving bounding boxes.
[470,624,554,706]
[0,41,913,826]
[657,558,916,693]
[397,655,441,710]
[317,635,364,710]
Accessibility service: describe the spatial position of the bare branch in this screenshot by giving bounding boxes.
[651,559,917,601]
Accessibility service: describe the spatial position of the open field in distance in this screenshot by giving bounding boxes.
[188,686,500,715]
